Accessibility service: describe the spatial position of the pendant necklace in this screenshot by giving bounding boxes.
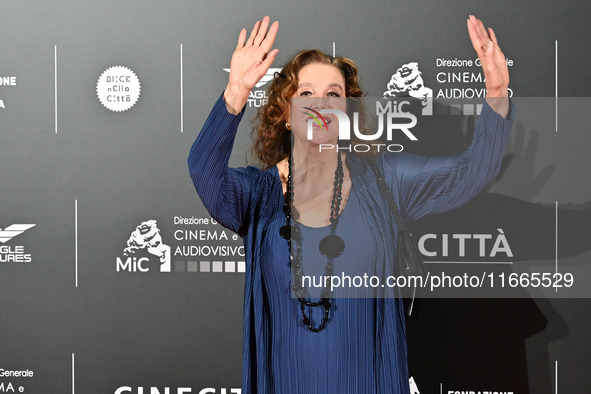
[279,153,345,332]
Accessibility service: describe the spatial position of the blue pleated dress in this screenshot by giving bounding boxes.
[188,93,513,394]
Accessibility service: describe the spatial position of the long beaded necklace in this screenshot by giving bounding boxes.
[279,153,346,332]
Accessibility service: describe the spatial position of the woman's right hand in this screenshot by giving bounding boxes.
[224,16,279,114]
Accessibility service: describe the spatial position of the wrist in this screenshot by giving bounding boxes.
[485,96,510,119]
[485,86,509,98]
[224,83,249,115]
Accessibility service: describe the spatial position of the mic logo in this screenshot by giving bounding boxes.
[116,220,171,273]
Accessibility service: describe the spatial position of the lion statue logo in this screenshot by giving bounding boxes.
[123,220,171,272]
[384,62,432,115]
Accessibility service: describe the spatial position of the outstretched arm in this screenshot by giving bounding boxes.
[386,16,514,222]
[188,17,279,235]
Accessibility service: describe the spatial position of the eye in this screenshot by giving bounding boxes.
[299,90,312,96]
[327,91,341,97]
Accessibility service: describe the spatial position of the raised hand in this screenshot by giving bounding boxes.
[224,16,279,114]
[467,15,510,116]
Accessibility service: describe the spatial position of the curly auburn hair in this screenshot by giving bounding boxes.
[252,49,364,169]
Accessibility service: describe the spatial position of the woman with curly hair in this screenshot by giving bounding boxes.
[188,15,512,394]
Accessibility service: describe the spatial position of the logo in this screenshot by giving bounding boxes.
[115,217,245,274]
[384,62,432,115]
[223,68,282,107]
[435,57,514,100]
[117,220,171,272]
[0,224,35,244]
[0,75,16,110]
[418,228,513,262]
[0,224,35,263]
[115,387,241,394]
[303,106,329,132]
[299,97,419,153]
[385,56,515,116]
[97,65,141,112]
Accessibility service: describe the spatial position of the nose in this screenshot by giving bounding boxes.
[306,96,330,109]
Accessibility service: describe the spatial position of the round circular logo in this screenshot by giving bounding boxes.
[96,66,141,112]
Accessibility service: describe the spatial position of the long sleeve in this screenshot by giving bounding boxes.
[383,100,514,222]
[188,93,261,236]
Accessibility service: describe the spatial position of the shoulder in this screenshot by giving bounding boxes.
[236,164,282,201]
[233,164,278,186]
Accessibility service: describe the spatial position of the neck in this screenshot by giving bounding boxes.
[292,140,339,184]
[287,142,351,228]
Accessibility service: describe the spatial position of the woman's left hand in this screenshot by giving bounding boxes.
[467,15,509,98]
[468,15,510,117]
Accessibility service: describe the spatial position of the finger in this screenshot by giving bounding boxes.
[488,27,499,47]
[488,27,506,64]
[254,16,270,46]
[482,40,497,75]
[476,21,497,62]
[261,21,279,52]
[485,37,495,61]
[246,20,261,46]
[467,18,483,53]
[236,28,247,49]
[471,15,492,52]
[468,16,489,57]
[259,48,279,72]
[469,15,487,45]
[476,17,491,43]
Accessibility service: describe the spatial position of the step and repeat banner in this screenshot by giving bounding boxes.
[1,0,590,393]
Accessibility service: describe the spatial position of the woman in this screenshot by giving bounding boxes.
[188,15,513,394]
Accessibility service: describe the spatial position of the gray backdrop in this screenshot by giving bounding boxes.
[1,0,590,393]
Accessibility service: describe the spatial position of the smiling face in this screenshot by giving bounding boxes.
[290,63,347,147]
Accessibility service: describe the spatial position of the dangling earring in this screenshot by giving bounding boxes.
[285,121,291,130]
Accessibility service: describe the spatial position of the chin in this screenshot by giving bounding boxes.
[308,133,339,147]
